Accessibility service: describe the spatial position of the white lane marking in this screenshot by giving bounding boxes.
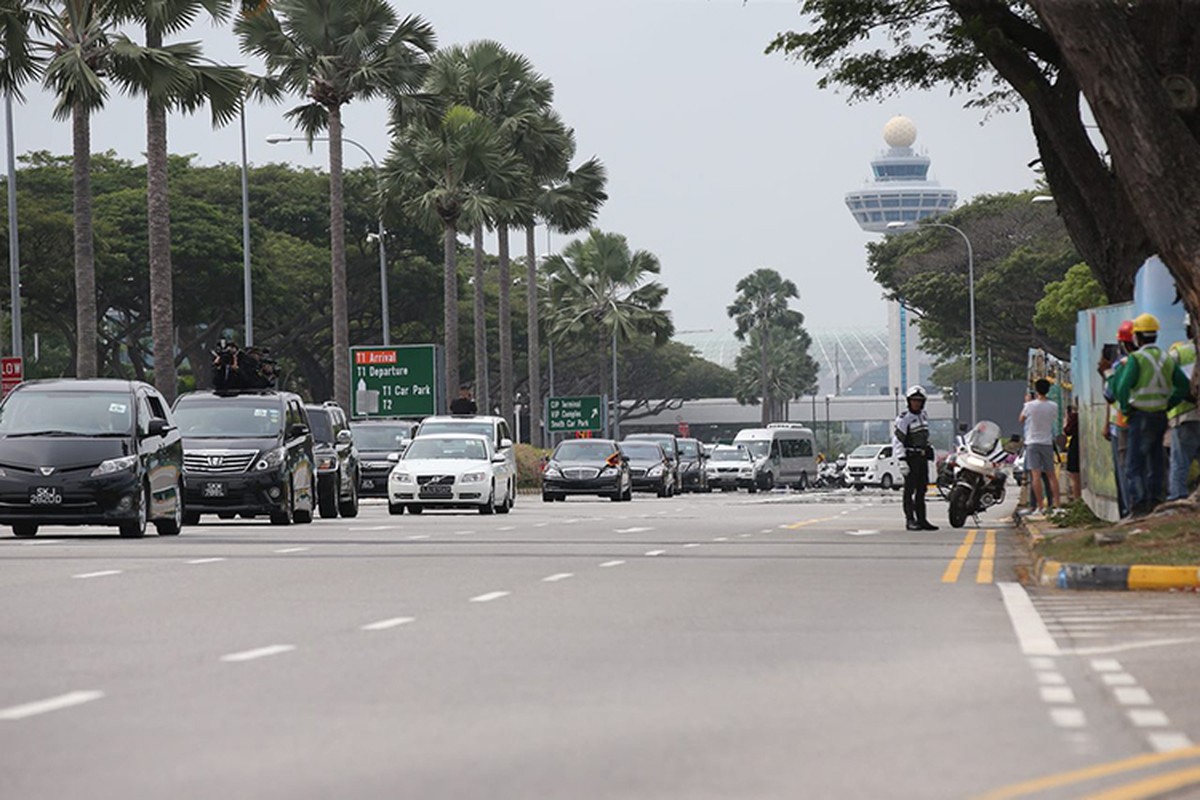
[1091,658,1123,672]
[1036,672,1067,686]
[220,644,296,663]
[845,530,881,536]
[738,533,753,538]
[644,550,666,557]
[348,525,393,532]
[760,529,772,533]
[18,540,58,545]
[1101,673,1138,687]
[469,591,510,603]
[1040,687,1076,704]
[361,617,415,631]
[274,547,309,553]
[406,535,430,541]
[542,573,574,583]
[713,537,729,542]
[1050,708,1087,728]
[1114,687,1153,706]
[683,543,701,549]
[599,560,625,568]
[1070,638,1200,656]
[72,570,122,579]
[187,558,226,565]
[534,523,548,528]
[454,530,475,536]
[0,690,105,721]
[498,526,516,531]
[1128,709,1170,727]
[616,527,653,533]
[998,582,1061,656]
[1028,657,1057,670]
[1149,733,1194,752]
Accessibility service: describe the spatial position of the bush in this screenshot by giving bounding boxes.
[1047,499,1105,528]
[515,443,550,490]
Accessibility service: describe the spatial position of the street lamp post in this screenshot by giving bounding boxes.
[824,395,832,455]
[5,91,22,358]
[239,106,253,346]
[888,220,976,426]
[267,133,390,345]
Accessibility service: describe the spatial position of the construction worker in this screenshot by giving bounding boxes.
[893,386,937,531]
[1114,313,1172,515]
[1167,313,1200,500]
[1100,320,1136,517]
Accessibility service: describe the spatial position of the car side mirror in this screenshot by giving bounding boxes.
[492,453,506,464]
[145,418,170,437]
[336,429,353,445]
[386,452,401,463]
[499,438,513,450]
[289,423,309,439]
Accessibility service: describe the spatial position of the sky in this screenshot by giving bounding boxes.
[10,0,1042,336]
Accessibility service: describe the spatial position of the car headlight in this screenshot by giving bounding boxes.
[544,465,562,478]
[648,464,664,477]
[461,471,487,483]
[91,454,138,477]
[317,455,337,471]
[254,447,286,472]
[739,467,753,475]
[390,470,413,483]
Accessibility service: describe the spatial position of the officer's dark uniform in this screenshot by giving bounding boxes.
[893,394,937,531]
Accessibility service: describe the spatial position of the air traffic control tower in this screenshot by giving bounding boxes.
[845,116,957,395]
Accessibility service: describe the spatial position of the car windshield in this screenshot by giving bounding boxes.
[739,440,770,458]
[174,400,283,438]
[404,437,489,461]
[710,448,750,462]
[0,390,133,436]
[620,443,663,460]
[308,411,334,444]
[555,441,618,461]
[678,440,700,457]
[420,420,493,441]
[351,424,411,450]
[851,445,884,459]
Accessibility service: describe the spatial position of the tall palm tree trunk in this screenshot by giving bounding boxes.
[72,99,97,378]
[525,224,541,447]
[760,321,771,425]
[328,105,350,409]
[472,222,488,410]
[145,34,176,401]
[443,222,460,396]
[497,224,514,432]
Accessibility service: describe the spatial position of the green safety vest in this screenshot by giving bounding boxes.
[1169,341,1197,419]
[1130,345,1171,412]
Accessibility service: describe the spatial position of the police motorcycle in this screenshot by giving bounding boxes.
[946,420,1009,528]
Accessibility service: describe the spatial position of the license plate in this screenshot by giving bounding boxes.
[361,479,375,489]
[419,485,452,497]
[29,487,62,505]
[203,482,227,498]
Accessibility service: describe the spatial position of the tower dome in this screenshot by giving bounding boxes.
[883,116,917,149]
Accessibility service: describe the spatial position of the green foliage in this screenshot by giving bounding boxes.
[1034,263,1107,347]
[733,324,819,406]
[513,443,550,490]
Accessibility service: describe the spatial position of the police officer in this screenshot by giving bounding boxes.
[893,385,938,531]
[1114,313,1172,515]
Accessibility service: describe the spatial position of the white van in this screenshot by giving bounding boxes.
[844,444,904,490]
[732,424,818,491]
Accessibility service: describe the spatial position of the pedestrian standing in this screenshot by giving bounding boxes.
[1101,321,1136,517]
[1020,378,1060,514]
[1114,313,1172,515]
[893,385,937,531]
[449,385,478,415]
[1167,313,1200,501]
[1064,403,1082,502]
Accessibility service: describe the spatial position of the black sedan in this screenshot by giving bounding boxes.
[676,437,710,493]
[618,440,677,498]
[542,439,632,502]
[349,419,417,498]
[0,379,185,538]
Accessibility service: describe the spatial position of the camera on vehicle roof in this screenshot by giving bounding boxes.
[211,339,277,391]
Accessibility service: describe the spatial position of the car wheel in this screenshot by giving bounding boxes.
[762,473,775,491]
[217,512,236,520]
[388,502,405,516]
[747,483,757,494]
[880,473,894,490]
[542,493,554,503]
[155,482,184,536]
[270,484,293,526]
[12,523,37,538]
[119,484,149,538]
[338,478,359,518]
[183,511,201,526]
[479,484,497,515]
[408,504,424,514]
[318,475,339,519]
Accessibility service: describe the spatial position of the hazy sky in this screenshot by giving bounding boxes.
[12,0,1041,336]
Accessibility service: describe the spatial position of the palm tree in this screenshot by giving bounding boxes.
[543,230,672,437]
[733,324,819,419]
[384,105,526,397]
[237,0,434,409]
[727,268,803,425]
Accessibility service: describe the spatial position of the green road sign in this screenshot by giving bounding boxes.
[350,345,441,418]
[546,395,604,433]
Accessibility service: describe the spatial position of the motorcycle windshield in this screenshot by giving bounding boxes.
[966,421,1001,456]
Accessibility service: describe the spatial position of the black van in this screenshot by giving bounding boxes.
[0,379,184,538]
[172,390,316,526]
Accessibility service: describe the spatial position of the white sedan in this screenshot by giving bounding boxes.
[387,433,513,515]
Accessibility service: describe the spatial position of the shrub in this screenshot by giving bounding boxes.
[515,443,550,490]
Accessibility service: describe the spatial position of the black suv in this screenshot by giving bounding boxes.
[349,419,417,498]
[306,402,360,518]
[0,379,184,538]
[173,390,316,526]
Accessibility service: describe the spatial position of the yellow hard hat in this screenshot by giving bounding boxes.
[1133,313,1161,334]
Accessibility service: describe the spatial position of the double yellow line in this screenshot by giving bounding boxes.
[942,529,996,584]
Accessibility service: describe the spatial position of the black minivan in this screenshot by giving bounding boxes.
[173,390,316,526]
[0,379,184,538]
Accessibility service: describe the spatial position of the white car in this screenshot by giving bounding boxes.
[388,433,513,515]
[844,444,905,490]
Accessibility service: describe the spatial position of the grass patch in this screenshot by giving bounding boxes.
[1047,500,1105,529]
[1035,510,1200,566]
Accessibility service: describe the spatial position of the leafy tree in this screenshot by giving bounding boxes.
[727,267,803,424]
[237,0,435,408]
[733,324,820,418]
[1034,262,1107,348]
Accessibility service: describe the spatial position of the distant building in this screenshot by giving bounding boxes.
[845,116,957,396]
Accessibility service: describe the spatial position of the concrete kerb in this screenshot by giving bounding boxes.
[1021,516,1200,591]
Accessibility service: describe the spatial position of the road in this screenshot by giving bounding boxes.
[3,489,1200,799]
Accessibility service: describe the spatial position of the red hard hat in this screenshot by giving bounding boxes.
[1117,320,1135,343]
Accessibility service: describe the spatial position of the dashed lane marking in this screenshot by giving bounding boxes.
[498,526,516,531]
[644,550,666,557]
[220,645,295,663]
[616,527,653,533]
[542,573,574,583]
[73,570,122,579]
[683,543,701,548]
[1050,708,1087,728]
[599,560,625,568]
[274,547,309,553]
[406,535,430,541]
[361,617,415,631]
[1149,733,1195,752]
[187,558,226,565]
[1040,687,1075,704]
[713,537,729,542]
[1129,709,1170,727]
[469,591,510,603]
[1113,687,1153,706]
[0,691,104,721]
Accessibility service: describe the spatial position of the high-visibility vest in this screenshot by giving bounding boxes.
[1130,345,1171,412]
[1169,341,1197,420]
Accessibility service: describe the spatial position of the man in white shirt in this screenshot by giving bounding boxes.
[1019,378,1060,512]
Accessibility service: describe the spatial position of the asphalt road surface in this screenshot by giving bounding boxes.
[4,489,1200,799]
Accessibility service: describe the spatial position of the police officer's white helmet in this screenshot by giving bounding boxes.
[905,385,927,401]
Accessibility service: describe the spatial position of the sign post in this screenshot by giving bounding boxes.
[349,345,442,418]
[1,355,21,398]
[545,395,605,436]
